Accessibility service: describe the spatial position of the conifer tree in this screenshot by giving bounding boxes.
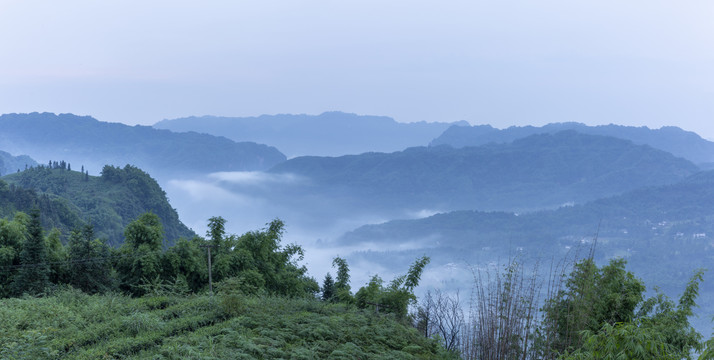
[12,209,49,296]
[321,272,336,301]
[67,224,113,294]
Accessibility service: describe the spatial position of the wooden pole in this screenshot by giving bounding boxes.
[200,244,215,296]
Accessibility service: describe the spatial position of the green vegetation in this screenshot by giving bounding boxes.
[0,289,455,359]
[2,204,714,359]
[414,256,708,359]
[2,164,195,246]
[0,209,451,359]
[542,259,702,359]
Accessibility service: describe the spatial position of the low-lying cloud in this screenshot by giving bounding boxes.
[208,171,306,187]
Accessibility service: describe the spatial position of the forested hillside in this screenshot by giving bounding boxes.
[155,111,464,157]
[0,211,451,358]
[0,112,286,178]
[431,122,714,165]
[0,178,84,234]
[2,164,195,246]
[1,209,711,359]
[341,169,714,332]
[270,131,699,211]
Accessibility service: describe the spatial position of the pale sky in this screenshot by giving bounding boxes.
[1,1,713,138]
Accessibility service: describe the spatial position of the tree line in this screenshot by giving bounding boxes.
[0,209,428,323]
[413,252,713,359]
[4,207,714,358]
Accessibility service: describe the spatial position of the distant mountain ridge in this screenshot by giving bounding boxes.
[0,150,36,176]
[430,122,714,165]
[0,113,286,179]
[342,169,714,249]
[155,111,466,157]
[339,169,714,329]
[269,131,699,212]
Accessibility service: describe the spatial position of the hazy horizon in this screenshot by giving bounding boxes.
[1,1,713,138]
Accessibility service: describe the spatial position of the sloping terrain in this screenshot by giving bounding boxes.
[2,165,195,246]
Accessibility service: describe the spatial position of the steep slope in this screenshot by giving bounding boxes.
[269,131,699,212]
[431,122,714,165]
[0,178,85,234]
[3,165,196,246]
[155,111,464,157]
[0,113,286,178]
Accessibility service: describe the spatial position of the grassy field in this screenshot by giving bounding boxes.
[0,287,456,359]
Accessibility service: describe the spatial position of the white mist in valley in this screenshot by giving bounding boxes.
[163,171,440,289]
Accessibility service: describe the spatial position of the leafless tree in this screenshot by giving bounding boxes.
[461,259,542,360]
[416,289,466,352]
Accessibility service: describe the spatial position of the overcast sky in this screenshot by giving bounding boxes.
[1,1,713,137]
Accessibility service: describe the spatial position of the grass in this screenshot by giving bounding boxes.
[0,288,457,359]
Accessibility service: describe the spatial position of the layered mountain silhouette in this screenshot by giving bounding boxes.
[431,122,714,166]
[0,113,286,179]
[155,111,465,157]
[270,131,699,212]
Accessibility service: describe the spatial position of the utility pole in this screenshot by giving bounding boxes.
[200,244,215,296]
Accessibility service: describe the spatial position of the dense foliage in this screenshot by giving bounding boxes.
[0,289,456,359]
[2,205,714,359]
[0,210,454,358]
[2,164,195,246]
[412,256,708,360]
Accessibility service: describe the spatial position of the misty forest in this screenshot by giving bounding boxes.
[3,112,714,359]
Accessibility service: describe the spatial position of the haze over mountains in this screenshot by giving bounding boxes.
[0,113,286,179]
[431,122,714,166]
[3,111,714,333]
[155,112,465,157]
[269,131,699,212]
[339,168,714,331]
[0,150,36,176]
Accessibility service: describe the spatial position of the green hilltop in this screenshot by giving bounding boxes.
[2,164,195,246]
